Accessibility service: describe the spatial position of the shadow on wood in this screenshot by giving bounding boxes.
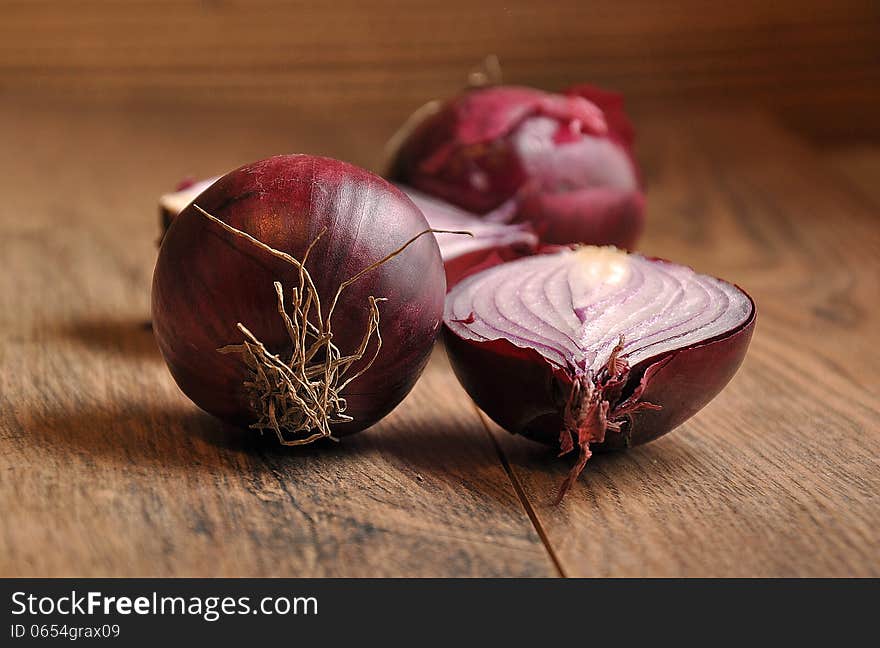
[57,317,160,359]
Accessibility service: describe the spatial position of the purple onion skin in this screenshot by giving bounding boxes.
[444,294,755,451]
[391,84,645,249]
[518,188,645,248]
[152,155,446,435]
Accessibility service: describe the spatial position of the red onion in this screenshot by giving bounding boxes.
[390,84,645,249]
[152,155,446,443]
[159,178,539,289]
[443,247,755,501]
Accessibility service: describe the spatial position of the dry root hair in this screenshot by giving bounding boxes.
[194,205,465,446]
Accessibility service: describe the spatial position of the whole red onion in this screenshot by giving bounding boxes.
[443,247,755,501]
[152,155,446,442]
[391,84,644,249]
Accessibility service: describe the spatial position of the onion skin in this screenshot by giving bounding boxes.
[518,188,644,248]
[152,155,445,436]
[565,84,637,168]
[390,84,645,249]
[398,186,540,288]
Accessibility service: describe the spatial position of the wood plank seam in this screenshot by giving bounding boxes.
[472,403,567,577]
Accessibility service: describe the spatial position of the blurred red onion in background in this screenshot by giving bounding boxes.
[390,84,645,249]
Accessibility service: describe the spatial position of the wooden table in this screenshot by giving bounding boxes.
[1,99,877,577]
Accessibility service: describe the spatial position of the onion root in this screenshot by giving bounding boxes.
[556,336,663,503]
[193,205,450,445]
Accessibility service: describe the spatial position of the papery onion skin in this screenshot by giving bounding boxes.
[152,155,445,435]
[399,185,540,288]
[443,254,755,455]
[518,188,644,248]
[390,84,645,249]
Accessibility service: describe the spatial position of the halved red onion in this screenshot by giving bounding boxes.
[159,178,539,288]
[399,186,539,287]
[444,247,756,501]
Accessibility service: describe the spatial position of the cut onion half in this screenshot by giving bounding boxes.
[443,246,756,501]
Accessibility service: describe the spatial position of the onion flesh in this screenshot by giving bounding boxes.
[446,247,751,372]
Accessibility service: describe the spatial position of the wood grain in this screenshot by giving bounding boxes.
[487,110,880,577]
[2,1,879,139]
[0,100,554,577]
[0,97,877,576]
[824,145,880,207]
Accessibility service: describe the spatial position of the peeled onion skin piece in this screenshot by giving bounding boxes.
[152,155,446,439]
[399,186,540,288]
[444,294,755,501]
